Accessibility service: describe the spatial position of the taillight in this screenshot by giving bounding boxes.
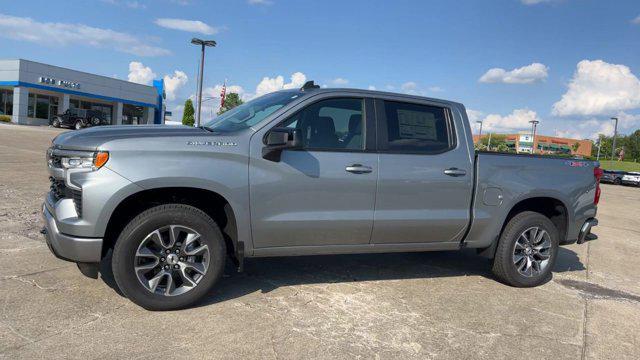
[594,166,603,205]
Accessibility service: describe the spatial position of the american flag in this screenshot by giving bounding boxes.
[220,80,226,108]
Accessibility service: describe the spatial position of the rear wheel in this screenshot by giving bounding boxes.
[491,211,559,287]
[91,117,101,126]
[74,121,83,130]
[52,118,61,128]
[614,178,621,185]
[112,204,226,310]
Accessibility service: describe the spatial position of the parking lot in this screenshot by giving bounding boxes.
[0,123,639,359]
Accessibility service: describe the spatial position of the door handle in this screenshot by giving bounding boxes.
[345,164,373,174]
[444,168,466,177]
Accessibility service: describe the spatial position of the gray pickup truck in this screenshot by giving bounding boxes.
[43,83,601,310]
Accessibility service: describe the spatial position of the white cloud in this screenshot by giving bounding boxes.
[633,15,640,24]
[248,0,272,5]
[428,86,444,92]
[466,109,484,123]
[401,81,418,91]
[521,0,555,4]
[479,63,549,84]
[102,0,147,9]
[163,70,188,101]
[154,18,218,35]
[480,109,541,133]
[255,72,307,97]
[128,62,156,85]
[126,1,146,9]
[367,85,376,91]
[330,78,349,86]
[0,13,169,57]
[552,60,640,117]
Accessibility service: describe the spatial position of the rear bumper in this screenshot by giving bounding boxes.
[42,203,103,263]
[577,218,598,245]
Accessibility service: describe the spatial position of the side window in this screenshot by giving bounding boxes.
[280,98,364,151]
[382,101,453,153]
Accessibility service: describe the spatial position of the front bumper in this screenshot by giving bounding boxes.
[42,203,103,263]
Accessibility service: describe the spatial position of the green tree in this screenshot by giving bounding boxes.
[182,99,195,127]
[217,93,243,115]
[478,134,508,152]
[571,142,581,154]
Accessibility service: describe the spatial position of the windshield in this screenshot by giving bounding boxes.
[203,91,302,132]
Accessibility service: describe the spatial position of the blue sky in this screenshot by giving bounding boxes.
[1,0,640,138]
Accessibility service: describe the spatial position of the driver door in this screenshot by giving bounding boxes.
[249,96,378,248]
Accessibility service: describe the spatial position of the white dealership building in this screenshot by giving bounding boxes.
[0,59,164,126]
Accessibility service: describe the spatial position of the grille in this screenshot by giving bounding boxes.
[49,177,82,217]
[49,177,66,201]
[71,189,83,217]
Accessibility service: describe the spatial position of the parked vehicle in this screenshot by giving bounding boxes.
[601,170,626,185]
[621,172,640,186]
[42,83,601,310]
[51,109,108,130]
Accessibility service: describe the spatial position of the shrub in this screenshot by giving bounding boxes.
[0,115,11,123]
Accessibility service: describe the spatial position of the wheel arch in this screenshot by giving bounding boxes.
[101,187,239,263]
[477,195,570,259]
[502,196,569,242]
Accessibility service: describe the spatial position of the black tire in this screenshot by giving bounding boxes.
[52,118,61,128]
[74,121,83,130]
[491,211,559,287]
[91,117,100,126]
[614,178,621,185]
[112,204,226,310]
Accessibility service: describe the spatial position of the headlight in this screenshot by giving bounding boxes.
[60,151,109,171]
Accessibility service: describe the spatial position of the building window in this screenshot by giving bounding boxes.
[28,93,58,120]
[0,89,13,115]
[123,104,144,125]
[73,99,112,123]
[36,95,50,119]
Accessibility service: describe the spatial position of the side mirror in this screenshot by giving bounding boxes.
[262,127,301,162]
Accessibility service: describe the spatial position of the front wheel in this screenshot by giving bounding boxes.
[112,204,226,310]
[491,211,559,287]
[614,178,621,185]
[52,118,61,128]
[74,121,83,130]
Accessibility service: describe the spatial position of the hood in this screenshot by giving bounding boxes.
[53,125,207,150]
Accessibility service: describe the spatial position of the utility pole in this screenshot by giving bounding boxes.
[487,132,492,150]
[529,120,539,154]
[191,38,216,127]
[611,117,618,161]
[596,135,602,161]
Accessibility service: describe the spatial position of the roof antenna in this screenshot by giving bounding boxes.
[301,80,320,91]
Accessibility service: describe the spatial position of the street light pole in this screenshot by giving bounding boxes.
[610,117,618,161]
[191,38,216,127]
[529,120,539,154]
[596,135,602,161]
[476,120,483,138]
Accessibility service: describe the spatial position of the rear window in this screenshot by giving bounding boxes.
[382,101,453,153]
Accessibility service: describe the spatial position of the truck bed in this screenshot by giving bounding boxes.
[463,151,598,249]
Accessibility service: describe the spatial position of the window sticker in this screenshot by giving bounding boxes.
[397,109,436,140]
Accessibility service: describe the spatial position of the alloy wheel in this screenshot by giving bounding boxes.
[512,226,551,277]
[134,225,210,296]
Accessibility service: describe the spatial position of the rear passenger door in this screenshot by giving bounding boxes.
[371,99,473,244]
